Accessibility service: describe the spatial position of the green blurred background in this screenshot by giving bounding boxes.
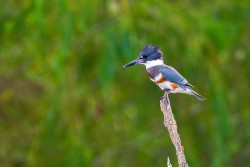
[1,0,250,167]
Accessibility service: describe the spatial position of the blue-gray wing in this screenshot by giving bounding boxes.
[160,65,193,87]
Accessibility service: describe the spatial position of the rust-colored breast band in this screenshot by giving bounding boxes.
[156,76,167,84]
[170,82,179,89]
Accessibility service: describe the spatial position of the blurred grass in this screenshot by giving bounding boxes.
[0,0,250,167]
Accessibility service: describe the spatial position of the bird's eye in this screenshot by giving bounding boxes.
[140,55,147,59]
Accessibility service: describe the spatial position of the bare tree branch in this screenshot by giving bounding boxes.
[168,157,173,167]
[160,92,189,167]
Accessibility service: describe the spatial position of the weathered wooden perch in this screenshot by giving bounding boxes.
[167,157,172,167]
[160,91,189,167]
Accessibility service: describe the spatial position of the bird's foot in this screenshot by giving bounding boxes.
[161,89,170,100]
[164,89,170,94]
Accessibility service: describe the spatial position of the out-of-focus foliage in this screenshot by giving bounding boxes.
[0,0,250,167]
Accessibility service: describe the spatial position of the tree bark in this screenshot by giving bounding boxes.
[167,157,173,167]
[160,92,189,167]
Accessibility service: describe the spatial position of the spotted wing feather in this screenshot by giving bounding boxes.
[159,65,193,87]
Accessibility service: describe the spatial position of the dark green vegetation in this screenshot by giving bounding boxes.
[1,1,250,167]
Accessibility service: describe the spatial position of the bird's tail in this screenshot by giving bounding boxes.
[190,89,206,101]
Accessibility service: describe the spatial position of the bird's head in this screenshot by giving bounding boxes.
[123,44,164,68]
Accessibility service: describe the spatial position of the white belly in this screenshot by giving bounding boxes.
[157,81,173,90]
[156,81,191,94]
[149,74,190,94]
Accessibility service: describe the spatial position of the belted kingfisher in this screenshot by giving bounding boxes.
[123,44,206,101]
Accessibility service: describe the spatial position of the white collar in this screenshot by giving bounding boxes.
[142,59,164,69]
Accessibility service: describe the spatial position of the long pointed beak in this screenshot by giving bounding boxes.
[123,59,140,67]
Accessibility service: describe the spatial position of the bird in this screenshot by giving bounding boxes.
[123,44,206,101]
